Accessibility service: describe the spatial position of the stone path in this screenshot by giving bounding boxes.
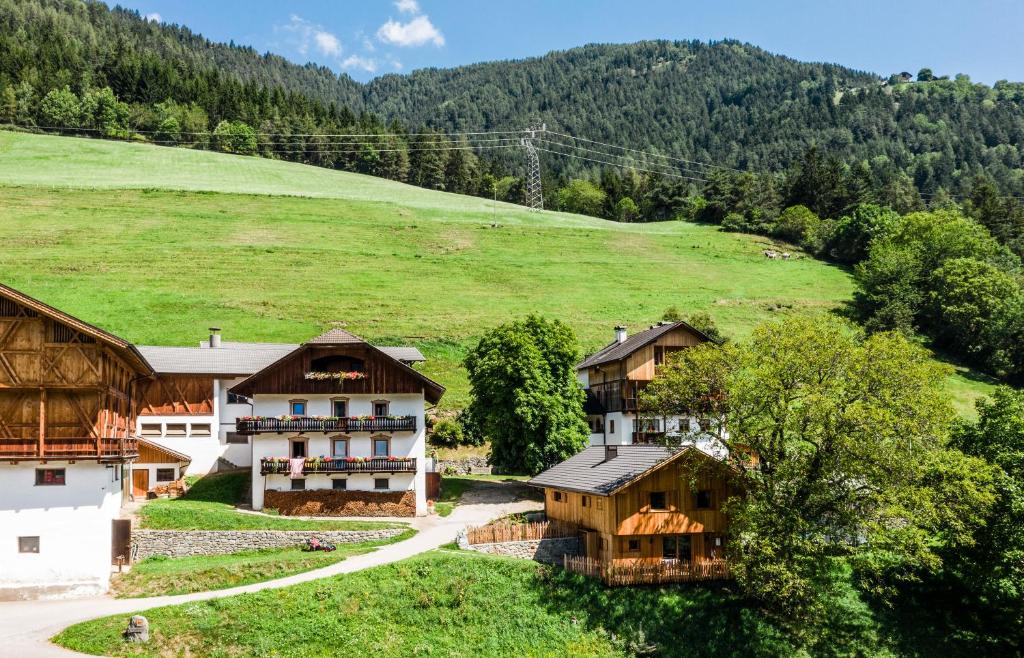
[0,484,542,657]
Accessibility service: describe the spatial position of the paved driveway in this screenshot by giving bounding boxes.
[0,485,541,657]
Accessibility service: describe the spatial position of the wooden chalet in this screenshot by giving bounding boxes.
[0,284,153,462]
[530,445,736,585]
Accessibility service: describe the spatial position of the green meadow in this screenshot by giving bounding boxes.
[0,130,994,411]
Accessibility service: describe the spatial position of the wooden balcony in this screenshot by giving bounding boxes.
[237,415,417,435]
[585,379,650,414]
[260,456,417,475]
[632,431,667,444]
[0,437,139,461]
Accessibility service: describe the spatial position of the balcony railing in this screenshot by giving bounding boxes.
[0,437,139,461]
[586,379,650,414]
[260,457,417,475]
[237,415,417,435]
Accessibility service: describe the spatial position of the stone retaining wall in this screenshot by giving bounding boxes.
[133,528,406,559]
[434,456,490,475]
[457,534,581,565]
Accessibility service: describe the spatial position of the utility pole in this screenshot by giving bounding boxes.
[521,123,545,211]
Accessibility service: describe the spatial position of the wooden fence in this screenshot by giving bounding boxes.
[465,520,578,545]
[563,555,730,586]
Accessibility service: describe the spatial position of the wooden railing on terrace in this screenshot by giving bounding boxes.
[465,520,578,545]
[260,457,416,475]
[563,555,730,586]
[237,415,416,435]
[0,437,139,461]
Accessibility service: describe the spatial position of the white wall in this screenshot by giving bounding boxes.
[249,393,426,515]
[0,462,123,600]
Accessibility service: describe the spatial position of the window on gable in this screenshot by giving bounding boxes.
[35,469,65,486]
[18,536,40,553]
[695,490,713,509]
[581,495,590,508]
[648,491,667,510]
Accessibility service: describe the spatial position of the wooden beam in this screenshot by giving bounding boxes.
[38,387,45,458]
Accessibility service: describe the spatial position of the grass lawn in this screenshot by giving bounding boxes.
[112,530,416,598]
[140,472,404,531]
[54,550,921,657]
[0,130,996,411]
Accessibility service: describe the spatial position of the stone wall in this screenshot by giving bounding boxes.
[133,527,406,559]
[264,489,415,517]
[457,535,581,565]
[435,456,490,475]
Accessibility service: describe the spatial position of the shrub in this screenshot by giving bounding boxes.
[429,418,465,448]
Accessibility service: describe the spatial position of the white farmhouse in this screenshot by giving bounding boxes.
[229,329,444,517]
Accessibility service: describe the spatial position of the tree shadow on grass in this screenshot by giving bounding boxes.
[537,569,795,657]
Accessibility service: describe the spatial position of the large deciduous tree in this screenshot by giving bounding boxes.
[464,316,589,474]
[640,316,996,629]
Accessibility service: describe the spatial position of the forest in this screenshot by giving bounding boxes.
[2,0,1024,385]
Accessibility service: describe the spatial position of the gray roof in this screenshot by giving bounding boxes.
[577,321,711,370]
[138,340,425,375]
[529,445,685,495]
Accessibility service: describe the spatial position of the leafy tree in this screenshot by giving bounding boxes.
[918,68,936,82]
[428,417,465,449]
[772,205,821,249]
[0,84,15,123]
[39,85,81,128]
[925,258,1022,373]
[212,120,257,155]
[80,87,127,135]
[827,203,900,263]
[557,179,607,216]
[683,311,726,344]
[640,317,996,632]
[154,117,181,145]
[948,388,1024,652]
[464,316,589,474]
[614,196,640,222]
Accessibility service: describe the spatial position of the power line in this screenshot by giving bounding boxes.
[24,124,529,138]
[534,144,709,183]
[542,128,741,173]
[537,137,705,179]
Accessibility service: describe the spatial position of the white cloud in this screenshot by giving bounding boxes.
[281,15,343,58]
[145,12,161,22]
[395,0,420,14]
[314,31,342,57]
[376,15,444,47]
[342,55,379,73]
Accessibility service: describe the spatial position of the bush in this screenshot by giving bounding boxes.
[429,418,465,448]
[773,205,822,250]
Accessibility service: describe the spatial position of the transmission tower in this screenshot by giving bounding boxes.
[521,123,545,210]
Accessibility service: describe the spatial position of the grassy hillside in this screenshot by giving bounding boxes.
[0,131,993,410]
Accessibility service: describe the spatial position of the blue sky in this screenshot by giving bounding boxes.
[120,0,1024,84]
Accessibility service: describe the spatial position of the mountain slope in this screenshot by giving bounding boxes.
[0,130,994,412]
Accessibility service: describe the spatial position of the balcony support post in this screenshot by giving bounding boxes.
[38,386,45,459]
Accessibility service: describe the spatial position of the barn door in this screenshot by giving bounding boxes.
[111,519,132,565]
[132,469,149,498]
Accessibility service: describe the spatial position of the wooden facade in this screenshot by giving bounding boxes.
[138,375,215,416]
[584,324,707,416]
[230,342,444,403]
[543,451,734,578]
[0,286,152,461]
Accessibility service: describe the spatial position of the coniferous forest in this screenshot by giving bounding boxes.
[4,0,1024,385]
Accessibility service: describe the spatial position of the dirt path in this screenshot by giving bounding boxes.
[0,482,542,657]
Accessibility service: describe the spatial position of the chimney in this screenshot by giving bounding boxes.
[209,327,222,349]
[604,445,618,462]
[614,325,627,344]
